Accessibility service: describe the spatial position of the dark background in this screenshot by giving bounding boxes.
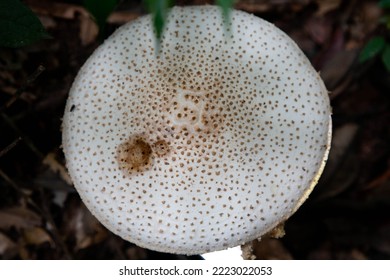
[0,0,389,259]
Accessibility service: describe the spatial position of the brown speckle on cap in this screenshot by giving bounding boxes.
[153,140,170,157]
[62,6,332,255]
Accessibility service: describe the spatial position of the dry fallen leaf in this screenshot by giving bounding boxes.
[315,0,342,16]
[305,16,332,45]
[43,152,72,185]
[313,123,359,201]
[235,0,271,13]
[0,207,41,230]
[79,15,99,46]
[0,232,18,259]
[320,50,358,92]
[27,1,98,46]
[22,227,54,247]
[107,11,141,25]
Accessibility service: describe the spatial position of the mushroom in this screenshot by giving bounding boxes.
[62,6,332,255]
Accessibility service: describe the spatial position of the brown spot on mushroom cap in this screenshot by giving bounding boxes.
[117,136,153,174]
[62,6,332,255]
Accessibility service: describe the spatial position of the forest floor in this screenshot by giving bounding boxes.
[0,0,389,259]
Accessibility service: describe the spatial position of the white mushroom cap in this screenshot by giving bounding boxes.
[62,6,332,255]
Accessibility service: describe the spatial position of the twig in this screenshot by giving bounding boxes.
[0,137,22,158]
[0,168,30,195]
[0,112,44,159]
[0,64,46,158]
[1,65,45,111]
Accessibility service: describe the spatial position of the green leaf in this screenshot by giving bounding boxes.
[83,0,119,36]
[0,0,49,48]
[216,0,235,28]
[379,0,390,9]
[386,16,390,29]
[359,36,386,63]
[144,0,173,41]
[381,44,390,72]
